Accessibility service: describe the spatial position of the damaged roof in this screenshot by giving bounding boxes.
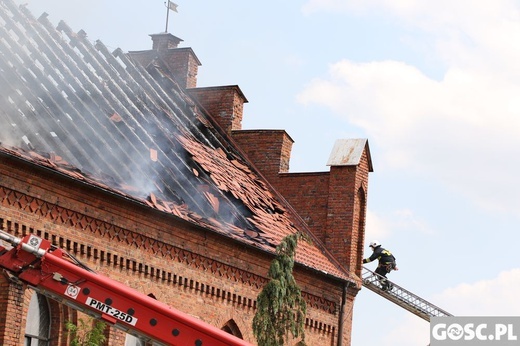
[0,0,350,280]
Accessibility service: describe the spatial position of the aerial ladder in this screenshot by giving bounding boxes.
[0,230,251,346]
[362,266,452,322]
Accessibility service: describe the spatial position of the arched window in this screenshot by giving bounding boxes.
[356,186,367,275]
[125,334,145,346]
[25,292,51,346]
[222,319,243,339]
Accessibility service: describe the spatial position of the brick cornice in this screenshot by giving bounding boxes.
[0,185,338,321]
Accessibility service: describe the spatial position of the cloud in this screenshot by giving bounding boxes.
[436,269,520,316]
[297,1,520,216]
[392,209,433,235]
[366,208,432,242]
[385,315,430,346]
[379,269,520,345]
[302,1,520,72]
[365,209,390,241]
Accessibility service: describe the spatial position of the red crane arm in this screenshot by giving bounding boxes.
[0,232,251,346]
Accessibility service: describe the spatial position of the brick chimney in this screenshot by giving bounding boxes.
[187,86,248,134]
[150,32,182,50]
[232,130,293,182]
[128,33,201,89]
[324,139,372,277]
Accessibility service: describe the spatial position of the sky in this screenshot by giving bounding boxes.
[11,0,520,345]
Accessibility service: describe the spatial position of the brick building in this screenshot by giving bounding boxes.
[0,1,373,345]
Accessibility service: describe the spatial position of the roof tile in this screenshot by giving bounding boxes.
[0,0,351,281]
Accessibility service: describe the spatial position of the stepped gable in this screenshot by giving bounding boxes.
[0,0,351,280]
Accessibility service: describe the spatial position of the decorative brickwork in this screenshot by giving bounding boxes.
[0,2,367,344]
[0,185,338,329]
[0,275,24,345]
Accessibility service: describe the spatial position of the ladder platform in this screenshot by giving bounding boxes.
[362,266,452,322]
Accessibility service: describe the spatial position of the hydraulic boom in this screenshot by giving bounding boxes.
[0,231,251,346]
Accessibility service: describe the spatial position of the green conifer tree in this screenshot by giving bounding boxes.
[65,317,107,346]
[252,233,308,346]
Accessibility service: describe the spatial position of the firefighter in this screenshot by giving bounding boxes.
[363,240,398,291]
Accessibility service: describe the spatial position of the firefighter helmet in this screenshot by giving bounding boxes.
[369,240,380,249]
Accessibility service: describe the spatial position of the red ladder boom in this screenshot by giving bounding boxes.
[0,231,251,346]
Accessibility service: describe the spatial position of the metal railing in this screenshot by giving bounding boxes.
[362,266,452,322]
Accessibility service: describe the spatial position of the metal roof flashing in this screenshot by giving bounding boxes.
[326,138,373,171]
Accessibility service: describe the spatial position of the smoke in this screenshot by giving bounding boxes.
[0,0,292,250]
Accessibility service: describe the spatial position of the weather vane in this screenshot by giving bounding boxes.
[164,0,178,33]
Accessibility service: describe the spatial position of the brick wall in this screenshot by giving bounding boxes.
[274,172,330,243]
[326,165,359,275]
[160,47,201,89]
[0,275,24,345]
[232,129,294,182]
[0,154,350,345]
[189,86,248,134]
[245,143,371,278]
[150,33,182,50]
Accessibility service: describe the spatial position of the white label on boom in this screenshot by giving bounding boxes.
[86,297,138,326]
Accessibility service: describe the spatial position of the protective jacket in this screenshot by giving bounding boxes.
[363,246,396,265]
